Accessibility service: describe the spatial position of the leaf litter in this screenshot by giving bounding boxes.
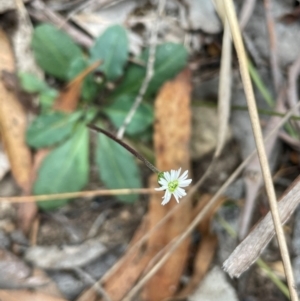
[1,0,300,301]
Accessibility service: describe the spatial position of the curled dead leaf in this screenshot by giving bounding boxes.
[0,29,32,191]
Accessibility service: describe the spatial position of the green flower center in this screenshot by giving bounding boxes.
[157,172,164,182]
[168,180,179,192]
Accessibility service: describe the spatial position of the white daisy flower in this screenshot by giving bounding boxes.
[155,168,192,205]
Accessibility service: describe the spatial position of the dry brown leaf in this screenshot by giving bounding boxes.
[0,29,35,233]
[0,29,32,191]
[142,68,192,301]
[53,61,100,112]
[0,290,67,301]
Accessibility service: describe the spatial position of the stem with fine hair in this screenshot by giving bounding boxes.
[88,124,160,174]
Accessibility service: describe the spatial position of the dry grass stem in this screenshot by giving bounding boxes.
[239,0,257,30]
[264,0,281,92]
[0,188,155,203]
[215,19,232,157]
[223,0,298,299]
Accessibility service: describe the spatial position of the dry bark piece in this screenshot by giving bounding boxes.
[142,68,192,301]
[223,175,300,277]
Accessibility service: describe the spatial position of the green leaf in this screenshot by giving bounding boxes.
[68,57,100,102]
[32,24,83,80]
[40,89,58,112]
[96,132,141,203]
[103,95,153,135]
[34,124,89,210]
[112,43,188,99]
[90,25,128,81]
[18,72,58,111]
[26,111,82,148]
[19,72,49,93]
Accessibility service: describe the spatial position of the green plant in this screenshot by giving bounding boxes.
[22,23,188,210]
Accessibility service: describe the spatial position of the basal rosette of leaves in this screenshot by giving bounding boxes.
[22,23,188,210]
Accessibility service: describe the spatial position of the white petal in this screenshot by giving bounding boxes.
[179,179,192,187]
[158,178,168,186]
[161,190,171,205]
[175,168,181,179]
[161,199,169,205]
[170,169,176,180]
[176,187,186,197]
[173,193,180,203]
[178,170,188,180]
[173,190,184,200]
[164,171,171,182]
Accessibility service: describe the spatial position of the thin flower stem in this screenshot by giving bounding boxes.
[223,0,298,300]
[88,124,160,174]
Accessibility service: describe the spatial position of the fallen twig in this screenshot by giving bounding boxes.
[116,0,166,139]
[28,0,93,48]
